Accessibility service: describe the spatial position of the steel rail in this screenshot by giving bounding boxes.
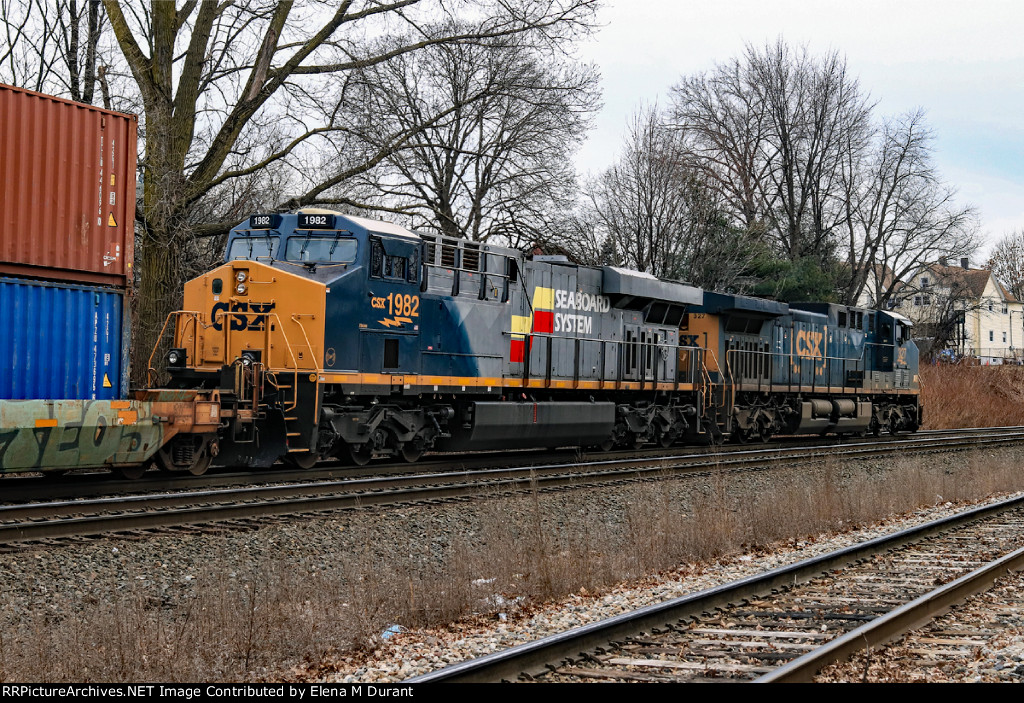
[7,425,1017,504]
[1,429,1022,546]
[406,494,1024,683]
[756,544,1024,682]
[5,428,1022,522]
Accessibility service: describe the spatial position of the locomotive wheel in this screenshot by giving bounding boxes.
[598,438,616,452]
[657,431,676,448]
[345,443,373,466]
[286,453,320,469]
[400,444,424,463]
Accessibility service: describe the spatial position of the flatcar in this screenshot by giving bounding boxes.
[153,209,920,473]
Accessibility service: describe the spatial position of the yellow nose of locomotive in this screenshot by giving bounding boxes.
[175,260,327,373]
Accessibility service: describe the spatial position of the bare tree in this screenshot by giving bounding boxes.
[747,40,874,265]
[1,0,112,106]
[990,229,1024,301]
[841,110,978,308]
[670,40,874,269]
[669,55,773,239]
[351,29,598,246]
[668,41,979,304]
[88,0,598,375]
[581,106,751,290]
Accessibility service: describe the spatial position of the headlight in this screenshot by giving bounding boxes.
[241,351,256,366]
[236,270,248,282]
[166,348,186,367]
[236,282,247,295]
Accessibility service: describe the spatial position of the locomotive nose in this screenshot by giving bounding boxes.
[176,260,327,375]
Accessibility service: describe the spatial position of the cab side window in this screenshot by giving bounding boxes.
[371,237,418,283]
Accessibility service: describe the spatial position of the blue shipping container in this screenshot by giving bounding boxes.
[0,277,128,400]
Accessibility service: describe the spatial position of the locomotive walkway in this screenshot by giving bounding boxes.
[407,493,1024,683]
[0,427,1021,549]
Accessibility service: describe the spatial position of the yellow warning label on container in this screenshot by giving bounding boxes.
[103,374,112,388]
[108,213,117,227]
[110,174,115,186]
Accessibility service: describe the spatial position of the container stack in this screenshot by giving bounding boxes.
[0,83,138,400]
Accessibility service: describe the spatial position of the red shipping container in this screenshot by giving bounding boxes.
[0,83,138,287]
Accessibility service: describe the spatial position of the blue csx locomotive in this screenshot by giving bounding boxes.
[160,210,920,471]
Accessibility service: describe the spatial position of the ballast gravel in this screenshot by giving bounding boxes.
[316,490,1024,683]
[0,445,1022,683]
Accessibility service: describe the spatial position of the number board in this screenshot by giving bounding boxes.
[297,213,336,229]
[249,213,281,229]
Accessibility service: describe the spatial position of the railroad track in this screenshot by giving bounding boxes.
[1,427,1022,548]
[407,494,1024,683]
[5,426,1017,504]
[816,568,1024,682]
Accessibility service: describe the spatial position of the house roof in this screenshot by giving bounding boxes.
[922,263,1018,303]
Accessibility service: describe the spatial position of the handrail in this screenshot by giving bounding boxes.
[145,310,203,387]
[725,346,870,393]
[290,314,321,419]
[211,309,313,413]
[506,330,685,389]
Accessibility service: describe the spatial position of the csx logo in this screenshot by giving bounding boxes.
[795,329,824,359]
[211,301,276,331]
[680,334,700,347]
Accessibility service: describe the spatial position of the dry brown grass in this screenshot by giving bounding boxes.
[920,364,1024,428]
[2,448,1023,682]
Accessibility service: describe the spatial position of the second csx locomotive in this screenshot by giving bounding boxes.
[158,210,920,472]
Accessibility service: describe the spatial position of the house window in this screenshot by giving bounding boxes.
[922,295,930,306]
[1004,305,1009,314]
[990,331,994,342]
[921,277,930,288]
[914,296,922,306]
[1004,332,1008,343]
[989,302,994,312]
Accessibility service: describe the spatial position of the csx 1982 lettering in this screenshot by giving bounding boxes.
[372,293,419,317]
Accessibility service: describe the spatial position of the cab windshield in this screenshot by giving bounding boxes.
[227,235,278,261]
[285,234,358,263]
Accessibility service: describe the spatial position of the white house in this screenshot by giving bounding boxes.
[898,259,1024,363]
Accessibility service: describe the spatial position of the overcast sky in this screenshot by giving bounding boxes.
[574,0,1024,257]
